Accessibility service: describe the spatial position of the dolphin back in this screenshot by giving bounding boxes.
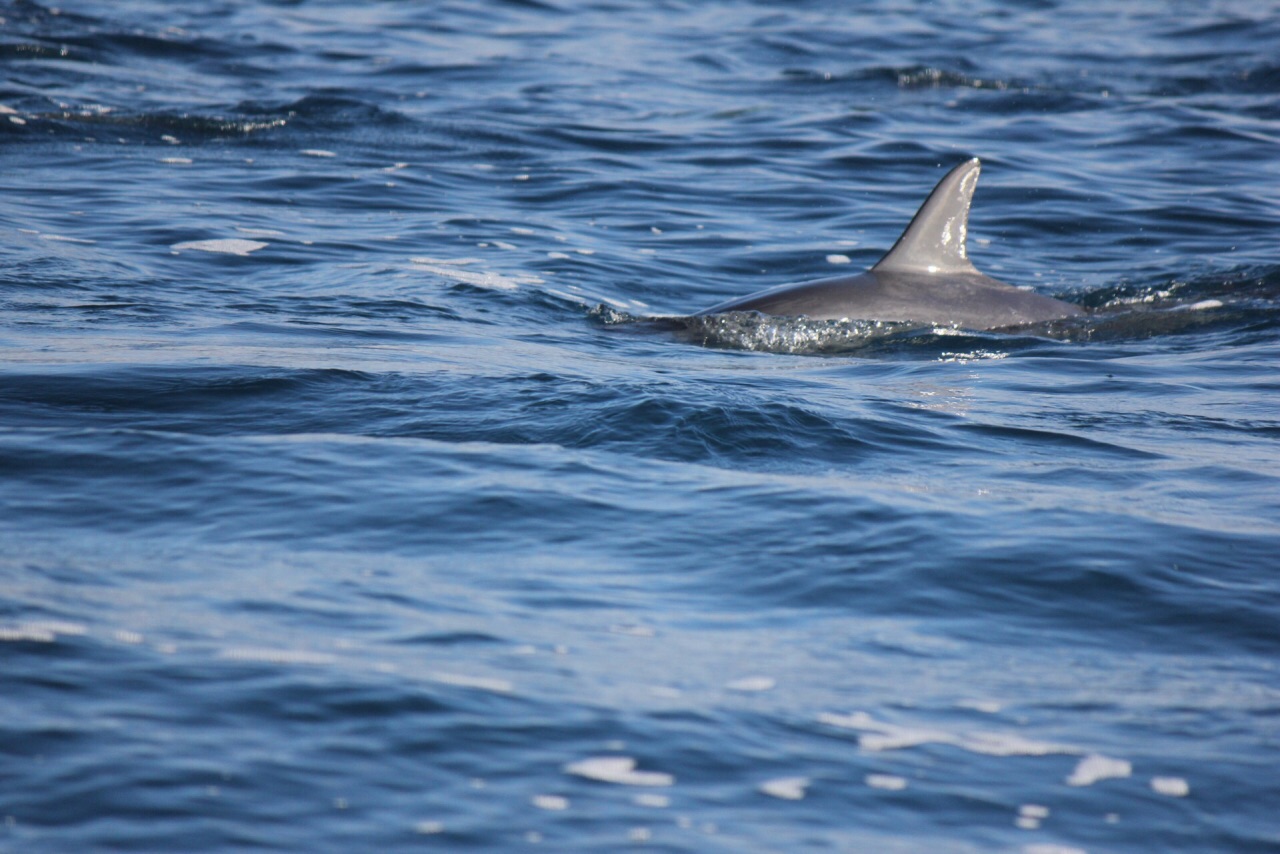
[696,158,1084,329]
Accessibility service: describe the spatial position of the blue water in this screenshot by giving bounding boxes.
[2,1,1279,850]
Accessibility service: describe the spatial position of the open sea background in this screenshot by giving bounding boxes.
[2,1,1279,851]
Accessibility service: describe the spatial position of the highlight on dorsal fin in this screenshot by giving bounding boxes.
[871,158,982,276]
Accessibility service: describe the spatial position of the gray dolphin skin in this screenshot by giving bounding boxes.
[697,158,1084,329]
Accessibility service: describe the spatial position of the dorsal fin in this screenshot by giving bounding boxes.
[871,158,982,276]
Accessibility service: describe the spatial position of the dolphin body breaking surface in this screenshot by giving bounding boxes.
[697,159,1084,330]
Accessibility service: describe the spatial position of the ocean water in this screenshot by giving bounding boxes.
[2,0,1279,851]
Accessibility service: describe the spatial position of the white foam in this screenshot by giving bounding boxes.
[865,773,908,791]
[410,256,479,266]
[172,238,268,256]
[819,711,1073,757]
[1066,754,1131,787]
[0,625,56,643]
[301,149,336,158]
[160,157,193,164]
[633,793,670,808]
[1150,776,1189,797]
[236,226,285,238]
[410,259,541,291]
[820,711,948,751]
[25,620,88,636]
[412,256,481,265]
[564,756,674,787]
[726,676,775,692]
[1016,803,1050,829]
[531,794,569,811]
[826,254,852,264]
[963,731,1073,757]
[413,820,444,835]
[759,776,809,800]
[941,350,1009,363]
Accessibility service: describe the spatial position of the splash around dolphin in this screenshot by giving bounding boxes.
[697,158,1084,330]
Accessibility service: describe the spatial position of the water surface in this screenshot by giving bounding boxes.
[2,1,1279,851]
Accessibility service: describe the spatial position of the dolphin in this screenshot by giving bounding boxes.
[697,158,1084,329]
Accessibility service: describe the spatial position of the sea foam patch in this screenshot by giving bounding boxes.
[758,776,809,800]
[1150,776,1189,797]
[531,794,569,811]
[172,238,268,256]
[818,710,1074,757]
[0,625,56,643]
[726,676,776,692]
[411,257,543,291]
[1,620,87,642]
[564,756,674,787]
[1066,754,1132,787]
[865,773,908,791]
